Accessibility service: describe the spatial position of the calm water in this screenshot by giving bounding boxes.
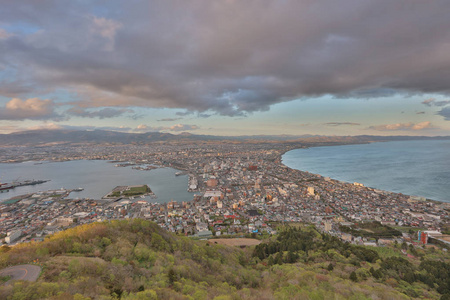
[0,160,194,203]
[282,140,450,203]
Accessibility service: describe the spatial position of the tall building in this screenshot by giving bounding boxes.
[307,186,315,196]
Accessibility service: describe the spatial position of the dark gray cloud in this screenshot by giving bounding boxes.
[1,1,450,116]
[157,118,182,122]
[197,113,212,119]
[324,122,360,126]
[66,107,134,119]
[437,107,450,120]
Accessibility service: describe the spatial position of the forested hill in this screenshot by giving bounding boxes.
[0,219,449,299]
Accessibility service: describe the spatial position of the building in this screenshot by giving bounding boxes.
[206,179,218,187]
[307,186,315,196]
[418,231,428,244]
[324,221,332,232]
[5,230,22,244]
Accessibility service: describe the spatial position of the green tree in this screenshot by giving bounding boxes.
[327,263,334,271]
[350,271,358,282]
[168,268,177,285]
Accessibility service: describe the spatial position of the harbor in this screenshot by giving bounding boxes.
[0,160,194,203]
[0,179,49,193]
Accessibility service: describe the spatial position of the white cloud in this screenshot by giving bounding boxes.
[368,121,435,131]
[0,98,61,121]
[168,124,199,132]
[26,123,63,131]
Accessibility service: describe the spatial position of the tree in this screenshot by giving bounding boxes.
[350,271,358,282]
[327,263,334,271]
[168,268,177,285]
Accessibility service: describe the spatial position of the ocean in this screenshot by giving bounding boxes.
[282,140,450,203]
[0,160,194,203]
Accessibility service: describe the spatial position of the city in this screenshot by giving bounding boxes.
[1,142,449,248]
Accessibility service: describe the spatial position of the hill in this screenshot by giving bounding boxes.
[1,129,450,146]
[0,219,449,299]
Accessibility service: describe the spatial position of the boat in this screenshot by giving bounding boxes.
[73,187,84,192]
[0,183,15,191]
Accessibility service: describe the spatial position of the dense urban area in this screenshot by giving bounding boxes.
[1,142,449,248]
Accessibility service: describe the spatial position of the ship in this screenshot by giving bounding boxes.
[0,182,14,191]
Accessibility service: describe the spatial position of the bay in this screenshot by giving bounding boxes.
[282,140,450,203]
[0,160,194,203]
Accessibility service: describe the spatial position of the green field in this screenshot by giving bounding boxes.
[110,185,151,197]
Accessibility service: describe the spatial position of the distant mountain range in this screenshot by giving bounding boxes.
[0,129,449,146]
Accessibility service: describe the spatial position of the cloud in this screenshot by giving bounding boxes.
[0,28,13,39]
[89,16,122,51]
[136,124,148,130]
[176,111,194,117]
[26,122,64,131]
[0,123,63,133]
[368,121,435,131]
[197,113,212,118]
[1,2,450,115]
[157,118,182,122]
[67,107,133,119]
[0,125,23,133]
[437,107,450,120]
[422,98,450,107]
[324,122,360,126]
[168,124,199,132]
[0,98,61,120]
[113,123,200,132]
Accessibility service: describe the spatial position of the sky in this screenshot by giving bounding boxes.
[1,1,450,136]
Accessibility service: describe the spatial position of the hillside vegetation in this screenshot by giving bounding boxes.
[0,219,449,299]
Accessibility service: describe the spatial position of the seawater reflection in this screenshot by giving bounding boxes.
[0,160,194,203]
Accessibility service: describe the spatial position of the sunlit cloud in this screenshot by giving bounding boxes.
[0,98,62,121]
[422,98,450,107]
[168,124,199,132]
[368,121,435,131]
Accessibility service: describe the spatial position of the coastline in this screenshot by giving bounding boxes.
[279,141,449,204]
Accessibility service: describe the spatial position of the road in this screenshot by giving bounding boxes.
[0,264,41,285]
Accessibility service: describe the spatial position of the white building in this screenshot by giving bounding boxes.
[5,230,22,244]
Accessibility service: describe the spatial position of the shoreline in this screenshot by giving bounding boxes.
[278,142,449,205]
